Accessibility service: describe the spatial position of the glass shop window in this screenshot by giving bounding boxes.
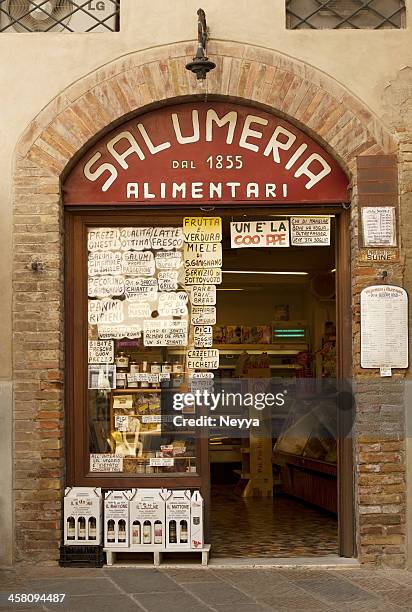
[87,224,198,477]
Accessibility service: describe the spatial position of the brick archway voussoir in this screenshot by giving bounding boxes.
[18,41,395,177]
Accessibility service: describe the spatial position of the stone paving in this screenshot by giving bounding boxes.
[1,566,412,612]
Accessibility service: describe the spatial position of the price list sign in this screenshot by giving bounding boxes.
[361,285,408,370]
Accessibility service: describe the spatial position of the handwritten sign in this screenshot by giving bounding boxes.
[98,325,141,340]
[119,227,152,250]
[191,372,214,379]
[194,325,213,348]
[88,228,120,251]
[230,220,289,248]
[127,372,159,384]
[127,302,151,318]
[158,292,188,316]
[191,306,216,325]
[90,454,123,472]
[155,251,183,270]
[88,299,124,324]
[150,227,184,250]
[191,285,216,305]
[121,251,155,275]
[187,348,219,370]
[88,340,114,363]
[115,415,129,432]
[125,278,158,301]
[88,251,122,275]
[290,217,330,246]
[150,457,174,467]
[88,275,125,298]
[158,270,179,292]
[184,267,222,285]
[362,207,396,247]
[183,242,223,268]
[144,320,188,346]
[361,285,408,369]
[142,414,162,423]
[183,217,222,242]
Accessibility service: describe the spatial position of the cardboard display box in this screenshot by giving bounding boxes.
[190,491,204,549]
[104,490,132,548]
[129,489,166,550]
[165,489,191,549]
[64,487,102,545]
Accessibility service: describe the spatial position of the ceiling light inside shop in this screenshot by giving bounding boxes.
[223,271,308,276]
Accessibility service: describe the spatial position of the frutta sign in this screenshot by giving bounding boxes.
[64,102,348,205]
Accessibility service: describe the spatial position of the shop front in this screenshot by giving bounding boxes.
[62,100,354,560]
[11,42,404,566]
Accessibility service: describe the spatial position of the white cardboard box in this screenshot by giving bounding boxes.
[104,490,132,548]
[190,491,204,549]
[64,487,102,545]
[129,489,166,550]
[165,489,191,549]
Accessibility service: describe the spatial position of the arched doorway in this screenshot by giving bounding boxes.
[63,100,352,558]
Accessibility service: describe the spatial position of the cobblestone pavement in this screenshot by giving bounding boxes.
[2,566,412,611]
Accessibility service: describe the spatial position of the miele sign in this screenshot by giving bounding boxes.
[64,102,348,205]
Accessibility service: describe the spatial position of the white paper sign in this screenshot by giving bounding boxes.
[194,325,213,348]
[183,217,222,242]
[115,415,129,432]
[187,349,219,370]
[127,373,159,384]
[88,299,124,324]
[150,457,174,467]
[88,340,114,364]
[184,268,222,285]
[122,251,155,276]
[184,242,223,268]
[191,372,214,379]
[151,227,184,250]
[158,292,188,316]
[88,228,120,251]
[88,275,125,298]
[362,207,396,247]
[191,285,216,305]
[98,325,141,340]
[191,306,216,325]
[155,251,183,270]
[361,285,408,368]
[290,217,330,246]
[230,220,289,248]
[90,454,123,472]
[144,320,188,346]
[127,302,152,319]
[142,415,162,423]
[119,227,152,250]
[158,270,179,292]
[88,251,122,275]
[125,277,158,301]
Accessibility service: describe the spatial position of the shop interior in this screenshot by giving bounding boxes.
[209,213,338,558]
[86,212,338,557]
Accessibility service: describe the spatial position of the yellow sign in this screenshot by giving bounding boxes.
[183,217,222,242]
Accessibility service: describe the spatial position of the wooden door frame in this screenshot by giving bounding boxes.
[64,203,354,558]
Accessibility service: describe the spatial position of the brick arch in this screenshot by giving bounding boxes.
[16,41,395,176]
[11,41,398,564]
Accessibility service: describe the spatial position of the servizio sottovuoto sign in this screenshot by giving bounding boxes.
[64,102,348,206]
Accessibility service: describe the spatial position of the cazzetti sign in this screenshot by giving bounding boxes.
[63,101,348,205]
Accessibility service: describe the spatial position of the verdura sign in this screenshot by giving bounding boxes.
[64,102,349,205]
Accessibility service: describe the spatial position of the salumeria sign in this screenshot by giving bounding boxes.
[64,102,349,205]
